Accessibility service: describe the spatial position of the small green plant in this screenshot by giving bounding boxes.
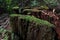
[44,0,59,8]
[0,27,12,40]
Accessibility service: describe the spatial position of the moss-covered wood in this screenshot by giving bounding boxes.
[10,14,56,40]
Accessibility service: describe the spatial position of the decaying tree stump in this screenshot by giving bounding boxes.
[10,14,56,40]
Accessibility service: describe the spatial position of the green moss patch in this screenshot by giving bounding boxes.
[10,14,55,27]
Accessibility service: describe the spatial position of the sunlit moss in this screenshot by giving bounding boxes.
[12,6,19,9]
[10,14,55,27]
[10,14,19,17]
[19,15,55,27]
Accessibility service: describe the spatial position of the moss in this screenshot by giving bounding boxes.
[19,15,55,27]
[10,14,19,17]
[10,14,55,27]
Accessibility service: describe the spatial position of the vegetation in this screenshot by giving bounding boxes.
[0,26,13,40]
[10,14,55,27]
[0,0,60,14]
[0,0,60,40]
[10,14,56,40]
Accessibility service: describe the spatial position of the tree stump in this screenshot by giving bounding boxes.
[10,14,56,40]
